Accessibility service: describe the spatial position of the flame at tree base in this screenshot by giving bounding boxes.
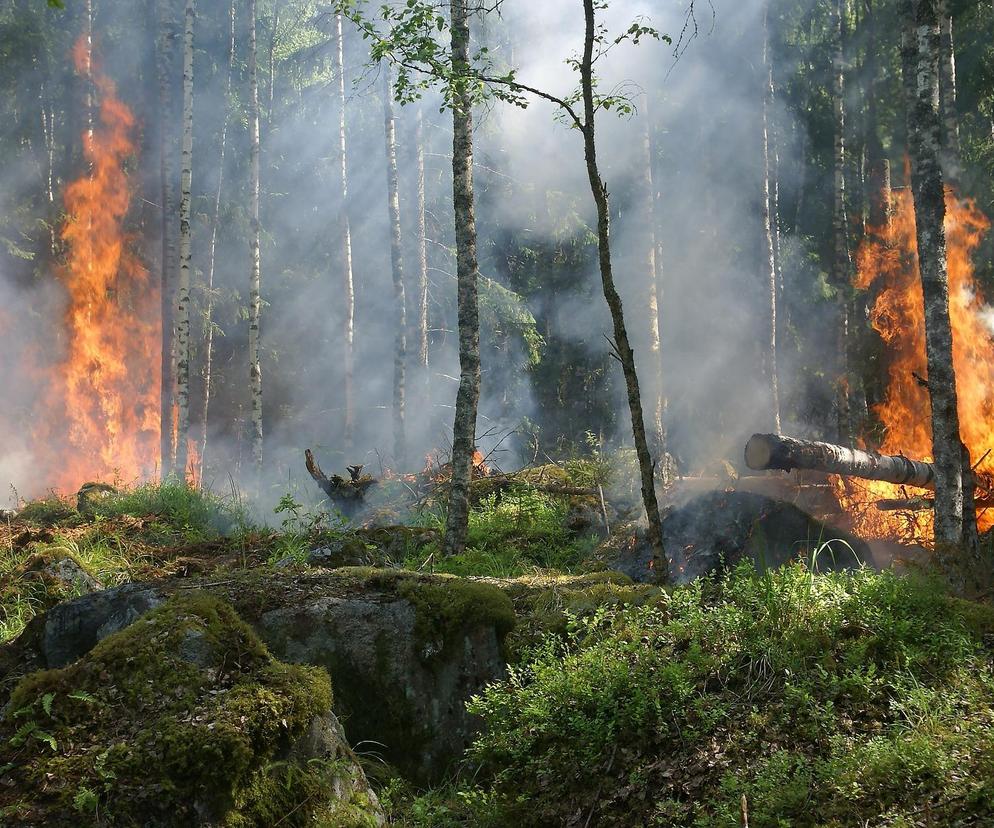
[840,181,994,544]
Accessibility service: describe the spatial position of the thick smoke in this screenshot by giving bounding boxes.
[0,0,836,514]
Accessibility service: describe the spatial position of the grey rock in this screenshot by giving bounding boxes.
[43,556,103,595]
[43,582,164,668]
[605,491,867,584]
[259,592,506,784]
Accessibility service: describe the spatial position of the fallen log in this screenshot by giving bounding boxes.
[745,433,936,489]
[877,495,994,512]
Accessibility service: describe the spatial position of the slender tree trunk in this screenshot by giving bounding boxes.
[415,107,430,394]
[381,66,407,470]
[865,0,892,229]
[442,0,482,557]
[639,95,666,458]
[936,0,961,179]
[580,0,666,574]
[832,0,853,443]
[902,0,964,551]
[334,12,355,454]
[174,0,195,480]
[156,0,176,479]
[762,4,781,434]
[248,0,264,476]
[200,0,235,479]
[268,0,281,127]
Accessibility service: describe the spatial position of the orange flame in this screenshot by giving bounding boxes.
[842,178,994,541]
[33,37,160,493]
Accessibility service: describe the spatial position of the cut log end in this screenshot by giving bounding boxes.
[744,434,777,471]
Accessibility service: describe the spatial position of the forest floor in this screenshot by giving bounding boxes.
[2,471,994,826]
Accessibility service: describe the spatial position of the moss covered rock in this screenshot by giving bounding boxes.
[2,568,516,786]
[0,593,384,827]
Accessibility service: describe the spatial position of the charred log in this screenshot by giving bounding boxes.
[745,433,937,489]
[304,449,377,517]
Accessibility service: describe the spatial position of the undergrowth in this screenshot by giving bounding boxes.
[408,487,599,577]
[388,564,994,827]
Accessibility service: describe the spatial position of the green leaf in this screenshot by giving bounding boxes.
[41,693,55,717]
[33,730,58,752]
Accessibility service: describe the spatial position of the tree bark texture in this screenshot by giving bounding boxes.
[761,4,782,435]
[415,107,430,393]
[334,12,355,454]
[155,0,176,479]
[936,0,961,178]
[580,0,666,574]
[174,0,194,480]
[441,0,482,557]
[638,95,666,455]
[381,66,407,470]
[248,0,264,475]
[832,0,853,443]
[902,0,964,547]
[746,432,937,488]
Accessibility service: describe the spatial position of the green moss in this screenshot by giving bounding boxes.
[0,592,373,827]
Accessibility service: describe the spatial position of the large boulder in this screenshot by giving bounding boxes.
[1,569,515,785]
[0,593,384,827]
[601,491,868,584]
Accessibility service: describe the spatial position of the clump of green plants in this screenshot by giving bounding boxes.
[410,487,598,578]
[391,564,994,827]
[88,480,249,541]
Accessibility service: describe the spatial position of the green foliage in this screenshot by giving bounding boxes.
[396,565,994,826]
[412,485,597,578]
[89,481,248,540]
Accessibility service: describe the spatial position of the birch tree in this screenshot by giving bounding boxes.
[901,0,965,551]
[414,106,430,398]
[173,0,194,480]
[248,0,264,475]
[831,0,853,443]
[382,65,407,470]
[936,0,961,178]
[155,0,176,478]
[441,0,481,556]
[638,95,667,456]
[761,2,781,434]
[333,11,355,453]
[199,0,235,478]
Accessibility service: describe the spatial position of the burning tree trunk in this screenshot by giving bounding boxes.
[902,0,965,549]
[155,0,177,478]
[745,433,937,488]
[200,0,235,479]
[442,0,482,558]
[334,11,356,453]
[174,0,195,480]
[761,2,781,435]
[381,65,407,470]
[248,0,264,476]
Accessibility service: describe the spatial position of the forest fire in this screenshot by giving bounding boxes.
[34,38,160,494]
[841,182,994,542]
